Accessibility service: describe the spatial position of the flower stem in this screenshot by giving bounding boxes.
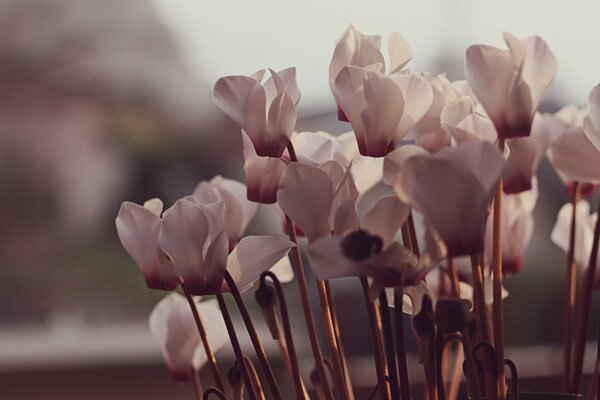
[223,271,283,400]
[182,284,225,392]
[216,293,258,400]
[261,271,307,400]
[492,138,506,399]
[244,356,266,400]
[378,291,401,400]
[284,214,334,400]
[325,281,356,400]
[393,290,412,400]
[570,198,600,393]
[316,280,350,400]
[564,181,581,390]
[193,370,203,400]
[360,278,390,400]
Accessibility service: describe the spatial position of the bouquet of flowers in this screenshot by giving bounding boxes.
[115,25,600,400]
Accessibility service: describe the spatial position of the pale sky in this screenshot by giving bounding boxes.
[152,0,600,113]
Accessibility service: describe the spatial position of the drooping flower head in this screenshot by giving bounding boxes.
[465,32,557,139]
[214,68,301,157]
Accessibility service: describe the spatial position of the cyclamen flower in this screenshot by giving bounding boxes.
[547,105,600,187]
[552,200,600,287]
[485,182,538,274]
[583,83,600,151]
[440,96,497,144]
[214,68,300,157]
[465,32,557,138]
[329,24,413,121]
[332,66,433,157]
[149,293,228,382]
[502,115,551,194]
[193,176,258,248]
[394,140,504,257]
[241,131,286,204]
[159,198,295,295]
[116,198,181,291]
[277,162,359,242]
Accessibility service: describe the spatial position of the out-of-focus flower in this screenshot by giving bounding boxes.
[241,131,287,204]
[465,32,557,139]
[502,116,551,194]
[441,96,497,144]
[116,198,181,291]
[193,177,258,249]
[547,105,600,187]
[383,144,427,187]
[337,131,384,194]
[394,141,504,257]
[159,198,295,295]
[408,73,460,153]
[485,181,538,274]
[332,66,433,157]
[583,83,600,151]
[277,162,359,242]
[329,24,413,121]
[213,68,300,157]
[552,200,600,287]
[149,293,228,382]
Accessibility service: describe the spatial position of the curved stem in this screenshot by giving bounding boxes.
[283,200,334,400]
[564,182,581,390]
[378,291,401,400]
[203,387,230,400]
[215,293,258,400]
[360,278,390,400]
[492,138,506,399]
[182,284,225,392]
[261,271,307,400]
[571,198,600,393]
[223,271,282,400]
[504,359,519,400]
[244,356,266,400]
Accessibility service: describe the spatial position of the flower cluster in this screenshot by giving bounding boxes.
[116,25,600,400]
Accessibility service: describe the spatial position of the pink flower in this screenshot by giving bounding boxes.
[241,131,286,204]
[149,293,228,382]
[192,176,258,249]
[502,115,551,194]
[485,182,538,274]
[465,32,557,139]
[213,68,300,157]
[332,66,433,157]
[159,197,295,295]
[583,83,600,151]
[440,96,497,144]
[277,162,359,242]
[552,200,600,288]
[547,106,600,186]
[329,25,413,121]
[115,198,181,291]
[394,141,504,256]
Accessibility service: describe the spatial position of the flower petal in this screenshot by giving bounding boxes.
[383,144,427,186]
[388,32,413,74]
[277,163,334,241]
[226,235,295,292]
[364,195,410,247]
[242,131,286,204]
[116,202,180,290]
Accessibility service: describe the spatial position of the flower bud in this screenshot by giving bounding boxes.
[255,284,280,340]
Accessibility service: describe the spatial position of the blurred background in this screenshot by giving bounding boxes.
[2,0,600,398]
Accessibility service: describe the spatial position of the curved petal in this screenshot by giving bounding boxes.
[383,144,427,186]
[277,163,334,241]
[517,35,558,113]
[584,115,600,152]
[364,195,410,247]
[264,90,296,157]
[149,293,199,382]
[213,75,265,129]
[388,32,413,74]
[242,131,286,204]
[116,202,180,291]
[548,129,600,184]
[465,44,514,133]
[159,199,228,295]
[391,74,434,142]
[225,235,295,292]
[333,66,369,150]
[588,83,600,139]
